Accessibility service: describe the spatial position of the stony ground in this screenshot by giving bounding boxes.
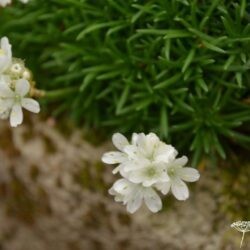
[0,117,248,250]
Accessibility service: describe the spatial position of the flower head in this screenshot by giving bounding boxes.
[155,156,200,200]
[109,178,162,213]
[0,36,40,127]
[0,77,40,127]
[231,221,250,248]
[102,132,200,213]
[120,133,177,186]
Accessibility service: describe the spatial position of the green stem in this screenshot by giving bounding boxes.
[43,87,78,100]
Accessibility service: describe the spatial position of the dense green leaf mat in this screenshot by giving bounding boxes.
[0,0,249,164]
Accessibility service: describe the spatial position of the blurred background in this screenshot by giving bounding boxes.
[0,117,249,250]
[0,0,249,249]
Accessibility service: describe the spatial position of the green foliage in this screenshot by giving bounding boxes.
[0,0,250,165]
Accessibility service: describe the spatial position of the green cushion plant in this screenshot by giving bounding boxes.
[0,0,249,165]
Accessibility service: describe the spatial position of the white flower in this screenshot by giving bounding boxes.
[155,156,200,200]
[122,160,170,187]
[102,132,177,179]
[0,78,40,127]
[125,133,177,164]
[109,178,162,213]
[103,132,200,213]
[0,0,11,7]
[231,221,250,248]
[101,132,138,174]
[0,0,29,7]
[120,133,177,186]
[0,37,12,73]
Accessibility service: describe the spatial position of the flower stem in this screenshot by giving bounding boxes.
[31,87,78,100]
[240,232,245,248]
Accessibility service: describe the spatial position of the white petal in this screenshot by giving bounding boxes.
[155,143,178,163]
[0,0,11,7]
[21,98,40,113]
[178,167,200,182]
[112,133,129,151]
[131,133,139,145]
[158,171,170,183]
[101,151,127,164]
[146,133,159,144]
[15,79,30,96]
[143,179,158,187]
[0,58,8,73]
[0,81,14,97]
[136,133,146,148]
[144,188,162,213]
[113,179,131,194]
[127,169,145,184]
[122,157,149,171]
[112,166,120,174]
[123,145,138,159]
[118,161,138,177]
[108,187,116,196]
[173,156,188,167]
[119,161,135,172]
[108,187,124,202]
[1,37,12,57]
[155,181,171,195]
[171,178,189,200]
[0,37,12,71]
[10,104,23,127]
[144,133,160,155]
[126,189,143,213]
[0,98,14,113]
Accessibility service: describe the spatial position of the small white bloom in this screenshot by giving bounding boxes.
[0,0,11,7]
[102,132,177,177]
[155,156,200,200]
[123,161,169,187]
[231,221,250,233]
[109,178,162,213]
[0,78,40,127]
[125,133,177,163]
[0,0,29,6]
[103,132,200,213]
[102,132,139,174]
[231,221,250,248]
[0,37,12,73]
[120,133,177,185]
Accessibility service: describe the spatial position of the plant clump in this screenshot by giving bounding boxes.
[0,0,249,165]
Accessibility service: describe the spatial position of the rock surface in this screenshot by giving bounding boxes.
[0,118,247,250]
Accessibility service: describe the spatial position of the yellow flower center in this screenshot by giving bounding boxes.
[145,167,156,177]
[167,167,176,178]
[15,94,21,102]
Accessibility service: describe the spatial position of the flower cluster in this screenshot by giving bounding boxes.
[0,37,40,127]
[0,0,28,7]
[231,221,250,248]
[231,221,250,233]
[102,133,200,213]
